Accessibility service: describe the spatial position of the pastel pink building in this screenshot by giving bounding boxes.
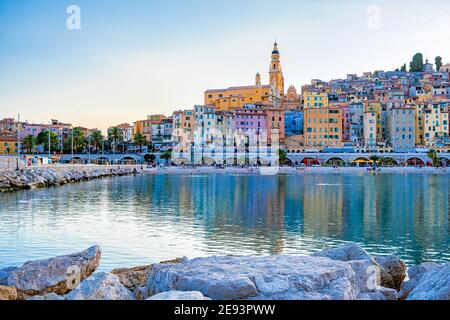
[19,123,47,140]
[341,104,351,142]
[233,105,267,132]
[233,105,267,146]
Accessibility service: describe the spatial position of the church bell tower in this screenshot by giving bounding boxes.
[269,42,285,96]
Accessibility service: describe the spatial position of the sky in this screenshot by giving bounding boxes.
[1,0,450,133]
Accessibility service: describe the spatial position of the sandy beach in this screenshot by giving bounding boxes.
[141,166,450,175]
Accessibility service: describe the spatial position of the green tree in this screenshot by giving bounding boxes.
[144,154,156,164]
[400,64,407,72]
[89,130,104,152]
[22,135,36,154]
[278,149,288,166]
[72,128,86,153]
[427,149,441,168]
[160,150,172,164]
[36,130,58,153]
[108,127,124,153]
[133,132,147,153]
[435,56,443,71]
[409,53,424,72]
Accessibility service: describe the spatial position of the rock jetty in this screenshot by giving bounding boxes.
[0,166,139,192]
[0,242,448,301]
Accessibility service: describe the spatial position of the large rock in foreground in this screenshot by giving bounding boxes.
[406,263,450,300]
[313,242,396,289]
[144,255,397,300]
[65,272,135,300]
[0,246,101,299]
[111,266,152,291]
[400,262,440,299]
[0,285,18,300]
[374,255,407,291]
[147,291,211,300]
[111,258,186,291]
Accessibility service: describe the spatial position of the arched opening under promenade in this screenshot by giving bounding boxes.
[351,157,373,167]
[120,157,137,165]
[405,157,425,167]
[195,157,216,166]
[325,157,346,167]
[302,157,320,167]
[173,157,190,166]
[224,157,236,166]
[439,157,450,167]
[92,157,110,165]
[70,157,84,164]
[249,157,272,166]
[378,157,398,167]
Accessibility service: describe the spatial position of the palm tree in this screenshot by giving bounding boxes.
[133,132,147,153]
[36,130,58,153]
[278,149,288,166]
[427,149,440,168]
[72,128,86,153]
[160,149,172,164]
[22,135,36,154]
[108,127,124,154]
[369,155,379,163]
[89,130,104,153]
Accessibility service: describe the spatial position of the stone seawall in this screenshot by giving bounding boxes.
[0,166,140,192]
[1,243,448,300]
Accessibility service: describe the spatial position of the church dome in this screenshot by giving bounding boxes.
[272,42,279,55]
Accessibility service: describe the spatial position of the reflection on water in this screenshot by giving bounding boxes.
[0,173,449,270]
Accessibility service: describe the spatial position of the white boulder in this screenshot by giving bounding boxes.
[65,272,135,300]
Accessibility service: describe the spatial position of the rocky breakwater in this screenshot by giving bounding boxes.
[0,242,449,301]
[0,166,139,192]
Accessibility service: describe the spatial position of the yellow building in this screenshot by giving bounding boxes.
[204,43,285,110]
[304,106,343,148]
[423,103,449,146]
[363,111,377,149]
[363,100,383,142]
[303,90,329,108]
[415,103,426,146]
[0,136,18,155]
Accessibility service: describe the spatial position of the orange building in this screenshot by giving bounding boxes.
[134,114,167,142]
[266,108,285,144]
[304,106,343,148]
[0,136,19,155]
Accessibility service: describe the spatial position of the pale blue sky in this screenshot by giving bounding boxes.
[1,0,450,132]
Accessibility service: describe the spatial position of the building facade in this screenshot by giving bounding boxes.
[284,111,304,136]
[304,106,342,148]
[387,106,416,151]
[0,136,18,155]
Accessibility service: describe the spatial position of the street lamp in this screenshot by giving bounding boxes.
[48,123,51,159]
[88,132,91,165]
[16,113,21,171]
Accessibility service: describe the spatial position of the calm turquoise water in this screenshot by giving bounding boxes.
[0,173,449,271]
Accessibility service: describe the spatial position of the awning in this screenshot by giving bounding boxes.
[352,159,374,163]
